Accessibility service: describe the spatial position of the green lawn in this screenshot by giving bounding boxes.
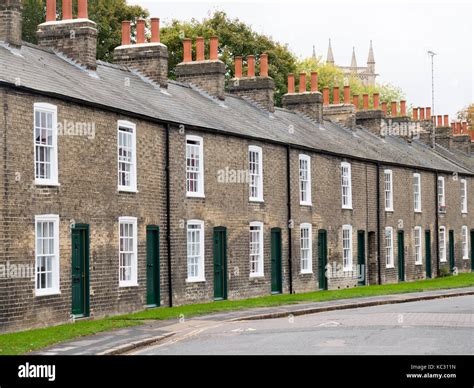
[0,273,473,355]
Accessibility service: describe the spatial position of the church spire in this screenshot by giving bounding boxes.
[326,39,334,64]
[351,47,357,68]
[312,44,316,59]
[367,40,375,64]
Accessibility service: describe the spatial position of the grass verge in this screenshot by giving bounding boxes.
[0,273,472,355]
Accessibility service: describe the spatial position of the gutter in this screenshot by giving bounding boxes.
[286,145,293,294]
[1,82,472,177]
[165,124,173,307]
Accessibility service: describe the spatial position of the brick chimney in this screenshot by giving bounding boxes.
[175,36,226,100]
[113,18,169,88]
[0,0,23,47]
[37,0,98,70]
[228,53,275,112]
[323,85,356,129]
[282,72,323,123]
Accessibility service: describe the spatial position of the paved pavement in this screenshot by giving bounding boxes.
[31,287,474,355]
[135,295,474,355]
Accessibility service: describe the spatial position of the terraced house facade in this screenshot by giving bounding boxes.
[0,0,472,333]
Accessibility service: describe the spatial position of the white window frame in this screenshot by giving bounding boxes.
[385,227,394,268]
[414,226,422,265]
[117,120,137,193]
[341,162,352,209]
[118,216,138,287]
[299,154,312,206]
[461,226,468,260]
[249,146,264,202]
[186,135,205,198]
[300,223,313,274]
[460,179,467,214]
[34,103,59,186]
[437,177,446,209]
[439,226,447,262]
[342,224,353,271]
[384,169,394,211]
[186,220,205,282]
[249,221,264,277]
[413,173,422,213]
[35,214,60,296]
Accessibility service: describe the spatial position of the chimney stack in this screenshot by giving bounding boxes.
[391,102,397,117]
[37,0,98,69]
[323,85,356,128]
[323,88,330,105]
[344,86,350,104]
[114,17,169,88]
[400,100,406,116]
[176,36,225,99]
[419,108,425,121]
[437,115,442,127]
[443,115,449,127]
[282,71,323,123]
[373,93,380,109]
[229,53,275,111]
[413,107,419,121]
[0,0,23,47]
[353,95,360,112]
[333,87,340,104]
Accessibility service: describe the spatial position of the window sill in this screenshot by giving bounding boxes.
[385,208,394,213]
[462,257,469,260]
[119,282,138,288]
[386,265,395,269]
[461,212,468,215]
[186,278,206,283]
[415,262,423,266]
[300,202,312,207]
[35,289,61,297]
[35,180,60,187]
[186,193,205,199]
[300,270,313,275]
[249,273,264,279]
[249,198,264,203]
[440,260,447,263]
[414,210,422,214]
[343,267,353,272]
[342,206,353,210]
[118,187,138,193]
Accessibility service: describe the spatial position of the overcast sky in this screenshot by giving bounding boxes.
[130,0,473,119]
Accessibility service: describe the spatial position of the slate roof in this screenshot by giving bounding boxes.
[0,42,472,175]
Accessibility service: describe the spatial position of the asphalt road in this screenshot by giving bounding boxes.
[135,295,474,355]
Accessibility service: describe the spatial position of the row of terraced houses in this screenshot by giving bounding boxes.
[0,0,472,332]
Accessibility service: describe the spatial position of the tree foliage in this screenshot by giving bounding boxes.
[21,0,149,62]
[296,56,405,108]
[160,11,297,106]
[456,103,474,128]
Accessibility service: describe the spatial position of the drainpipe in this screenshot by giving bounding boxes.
[165,124,173,307]
[434,172,440,277]
[286,145,293,294]
[376,163,382,285]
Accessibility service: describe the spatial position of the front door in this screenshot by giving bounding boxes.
[471,230,474,271]
[71,225,89,317]
[425,230,431,278]
[270,228,282,294]
[318,230,328,290]
[213,227,227,300]
[398,231,405,282]
[357,231,366,286]
[146,226,160,306]
[449,230,455,272]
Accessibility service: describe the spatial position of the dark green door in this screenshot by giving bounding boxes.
[357,231,366,286]
[398,231,405,282]
[71,225,89,317]
[425,230,431,278]
[318,230,328,290]
[449,230,455,272]
[213,227,227,300]
[146,226,160,306]
[270,228,282,294]
[471,230,474,271]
